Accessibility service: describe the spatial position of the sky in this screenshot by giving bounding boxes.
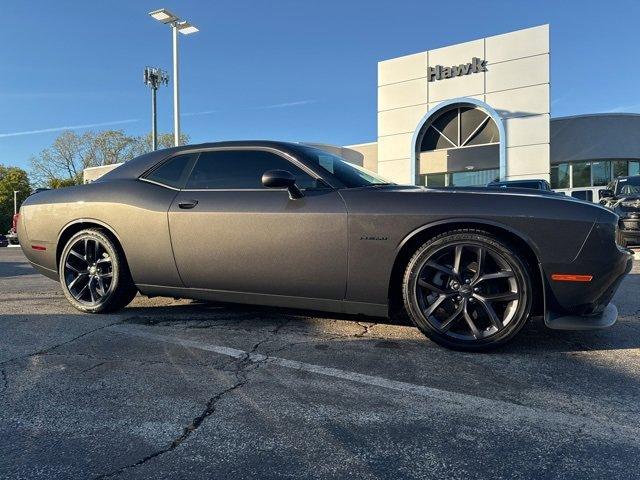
[1,0,639,171]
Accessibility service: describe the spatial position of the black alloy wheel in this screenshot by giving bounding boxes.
[403,229,532,351]
[59,229,137,313]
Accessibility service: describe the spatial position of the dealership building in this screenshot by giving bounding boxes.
[86,24,640,201]
[342,24,640,201]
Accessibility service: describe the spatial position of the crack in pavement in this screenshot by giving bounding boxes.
[78,362,106,374]
[93,324,285,479]
[0,318,128,367]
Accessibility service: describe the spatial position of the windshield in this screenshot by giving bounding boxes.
[299,146,393,188]
[616,177,640,195]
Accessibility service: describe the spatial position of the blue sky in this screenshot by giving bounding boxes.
[1,0,639,170]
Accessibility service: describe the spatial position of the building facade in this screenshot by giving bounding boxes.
[83,24,640,199]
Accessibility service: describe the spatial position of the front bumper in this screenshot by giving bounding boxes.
[545,303,618,330]
[542,214,634,330]
[620,216,640,245]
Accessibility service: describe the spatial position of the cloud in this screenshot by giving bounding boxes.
[0,118,140,139]
[183,99,316,117]
[182,109,220,117]
[254,100,317,110]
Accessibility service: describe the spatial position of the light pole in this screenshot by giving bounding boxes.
[13,190,18,216]
[143,67,169,151]
[149,8,199,147]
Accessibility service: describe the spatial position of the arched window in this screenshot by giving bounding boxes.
[417,105,501,187]
[420,106,499,151]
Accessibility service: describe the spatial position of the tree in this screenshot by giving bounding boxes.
[30,130,190,188]
[30,131,93,187]
[0,165,31,232]
[129,132,190,158]
[89,130,137,166]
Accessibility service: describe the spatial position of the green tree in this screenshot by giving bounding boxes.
[0,165,31,232]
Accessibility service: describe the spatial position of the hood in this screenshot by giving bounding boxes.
[367,184,577,200]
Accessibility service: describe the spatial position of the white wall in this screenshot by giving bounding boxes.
[377,25,550,184]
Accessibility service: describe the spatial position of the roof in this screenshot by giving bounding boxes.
[550,113,640,164]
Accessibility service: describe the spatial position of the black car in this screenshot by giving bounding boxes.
[600,175,640,247]
[487,179,551,191]
[0,234,8,248]
[17,141,633,351]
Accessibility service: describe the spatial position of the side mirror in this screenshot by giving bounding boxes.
[599,189,614,199]
[262,170,304,199]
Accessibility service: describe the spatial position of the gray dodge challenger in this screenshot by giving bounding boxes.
[18,141,633,350]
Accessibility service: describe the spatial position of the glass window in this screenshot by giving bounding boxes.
[420,106,499,152]
[571,190,593,202]
[425,173,447,187]
[298,146,391,188]
[550,164,570,189]
[630,161,640,176]
[449,169,499,187]
[145,153,198,188]
[186,150,319,190]
[431,108,459,147]
[612,160,628,179]
[616,176,640,195]
[591,161,611,186]
[571,162,591,188]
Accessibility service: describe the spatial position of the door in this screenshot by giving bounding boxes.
[168,147,348,300]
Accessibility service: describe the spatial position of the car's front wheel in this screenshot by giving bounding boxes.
[59,229,137,313]
[402,229,533,351]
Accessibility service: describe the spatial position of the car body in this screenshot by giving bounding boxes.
[599,175,640,246]
[487,179,552,191]
[0,234,8,248]
[18,141,633,350]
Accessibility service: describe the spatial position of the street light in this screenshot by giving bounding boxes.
[13,191,18,216]
[148,8,199,147]
[143,67,169,151]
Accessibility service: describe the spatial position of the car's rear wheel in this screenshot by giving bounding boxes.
[402,229,533,351]
[59,229,137,313]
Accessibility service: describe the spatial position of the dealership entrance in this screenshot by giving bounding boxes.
[413,98,504,187]
[345,24,552,186]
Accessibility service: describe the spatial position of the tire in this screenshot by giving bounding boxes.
[59,229,137,313]
[402,229,533,351]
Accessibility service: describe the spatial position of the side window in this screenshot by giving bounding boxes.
[144,153,198,188]
[185,150,323,190]
[571,190,593,202]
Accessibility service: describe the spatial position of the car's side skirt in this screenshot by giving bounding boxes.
[137,284,389,318]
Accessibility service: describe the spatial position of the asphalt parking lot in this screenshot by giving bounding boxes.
[1,247,640,479]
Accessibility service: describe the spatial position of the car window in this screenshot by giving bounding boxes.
[185,150,324,190]
[144,153,198,188]
[298,146,392,188]
[616,177,640,195]
[571,190,593,202]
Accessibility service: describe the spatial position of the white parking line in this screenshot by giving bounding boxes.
[110,324,640,443]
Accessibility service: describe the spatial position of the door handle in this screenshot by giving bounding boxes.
[178,200,199,209]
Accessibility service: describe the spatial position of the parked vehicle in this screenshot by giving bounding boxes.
[0,234,8,248]
[599,175,640,247]
[487,179,551,191]
[18,141,633,351]
[6,213,19,245]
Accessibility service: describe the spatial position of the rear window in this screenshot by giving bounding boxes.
[144,153,198,188]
